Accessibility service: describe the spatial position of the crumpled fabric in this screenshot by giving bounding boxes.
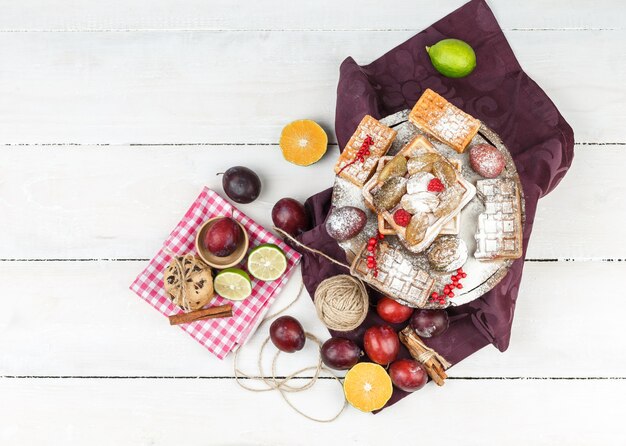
[297,0,574,409]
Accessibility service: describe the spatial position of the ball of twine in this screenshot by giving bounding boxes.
[314,275,369,331]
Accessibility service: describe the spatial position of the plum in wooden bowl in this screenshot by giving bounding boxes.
[196,217,249,269]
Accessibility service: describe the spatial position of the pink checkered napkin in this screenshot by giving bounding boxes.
[130,187,301,359]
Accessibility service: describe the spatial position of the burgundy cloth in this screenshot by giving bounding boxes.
[297,0,574,409]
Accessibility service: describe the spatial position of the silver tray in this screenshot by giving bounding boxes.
[331,110,525,307]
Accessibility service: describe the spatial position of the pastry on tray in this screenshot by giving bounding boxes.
[474,178,523,260]
[408,89,480,153]
[427,235,468,273]
[377,208,461,236]
[376,159,464,236]
[334,115,397,187]
[362,135,476,253]
[351,240,434,308]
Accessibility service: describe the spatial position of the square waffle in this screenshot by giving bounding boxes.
[362,135,476,253]
[334,115,396,187]
[350,241,434,308]
[408,89,480,153]
[474,179,523,260]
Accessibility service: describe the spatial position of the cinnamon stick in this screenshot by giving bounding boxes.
[399,326,451,386]
[168,304,233,326]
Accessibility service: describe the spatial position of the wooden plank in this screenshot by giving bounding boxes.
[0,145,336,259]
[0,30,622,145]
[0,260,316,378]
[0,0,624,31]
[530,144,625,260]
[1,378,624,444]
[0,145,621,260]
[1,261,624,377]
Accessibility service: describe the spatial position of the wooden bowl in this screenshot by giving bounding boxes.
[195,217,249,269]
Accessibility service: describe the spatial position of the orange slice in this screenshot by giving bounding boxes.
[343,362,393,412]
[279,119,328,166]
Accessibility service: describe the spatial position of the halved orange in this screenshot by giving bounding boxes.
[343,362,393,412]
[279,119,328,166]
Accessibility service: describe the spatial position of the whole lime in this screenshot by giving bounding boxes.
[426,38,476,78]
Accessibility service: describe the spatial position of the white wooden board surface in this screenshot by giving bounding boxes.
[0,30,623,144]
[0,144,623,259]
[1,261,624,378]
[2,379,624,445]
[0,0,625,444]
[1,0,624,30]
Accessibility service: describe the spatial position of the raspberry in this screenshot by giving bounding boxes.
[393,209,411,227]
[427,178,445,192]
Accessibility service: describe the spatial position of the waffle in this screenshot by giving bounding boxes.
[334,115,396,187]
[351,241,434,308]
[362,135,476,253]
[408,89,480,153]
[474,179,523,260]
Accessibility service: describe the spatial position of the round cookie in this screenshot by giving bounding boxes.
[469,144,505,178]
[164,255,214,311]
[427,236,468,273]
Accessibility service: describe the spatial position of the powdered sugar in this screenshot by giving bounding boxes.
[325,206,367,242]
[469,144,505,178]
[407,172,435,194]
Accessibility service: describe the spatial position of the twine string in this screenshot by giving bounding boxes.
[164,251,196,312]
[262,282,304,322]
[416,342,452,369]
[272,227,351,270]
[233,273,347,423]
[417,350,436,364]
[271,227,370,331]
[314,275,369,331]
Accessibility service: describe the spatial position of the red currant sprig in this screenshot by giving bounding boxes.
[430,268,467,306]
[366,231,385,277]
[337,134,374,175]
[356,135,374,161]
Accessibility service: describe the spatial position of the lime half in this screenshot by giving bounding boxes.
[247,244,287,281]
[214,268,252,301]
[426,38,476,78]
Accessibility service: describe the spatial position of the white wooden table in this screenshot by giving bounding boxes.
[1,1,625,444]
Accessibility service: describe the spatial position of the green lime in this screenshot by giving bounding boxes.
[426,39,476,78]
[247,244,287,281]
[214,268,252,301]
